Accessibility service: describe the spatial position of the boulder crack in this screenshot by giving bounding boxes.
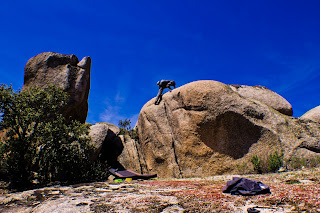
[163,102,183,178]
[298,140,320,153]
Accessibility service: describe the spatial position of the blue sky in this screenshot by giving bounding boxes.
[1,0,320,126]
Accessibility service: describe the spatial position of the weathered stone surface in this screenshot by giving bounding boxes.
[137,80,320,178]
[88,122,148,173]
[89,123,109,162]
[230,85,293,116]
[23,52,91,123]
[87,122,121,166]
[298,138,320,153]
[301,105,320,123]
[118,134,148,173]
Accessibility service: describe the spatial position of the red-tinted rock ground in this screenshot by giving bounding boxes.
[1,168,320,212]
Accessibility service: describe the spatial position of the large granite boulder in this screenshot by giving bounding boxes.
[137,80,320,178]
[23,52,91,123]
[230,85,293,116]
[301,106,320,123]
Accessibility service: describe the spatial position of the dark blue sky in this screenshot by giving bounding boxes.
[1,0,320,125]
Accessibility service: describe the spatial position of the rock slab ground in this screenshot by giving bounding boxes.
[1,168,320,212]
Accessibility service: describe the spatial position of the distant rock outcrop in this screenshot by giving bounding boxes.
[301,106,320,123]
[23,52,91,123]
[136,80,320,178]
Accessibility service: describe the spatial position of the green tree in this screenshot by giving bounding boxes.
[0,84,93,188]
[118,118,139,140]
[118,118,132,131]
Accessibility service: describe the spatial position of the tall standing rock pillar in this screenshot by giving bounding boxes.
[23,52,91,123]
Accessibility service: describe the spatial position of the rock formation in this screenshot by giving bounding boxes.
[118,134,148,173]
[88,122,147,173]
[88,123,110,162]
[301,105,320,123]
[136,80,320,178]
[88,122,121,167]
[23,52,91,123]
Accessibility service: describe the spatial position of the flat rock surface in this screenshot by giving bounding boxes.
[1,168,320,212]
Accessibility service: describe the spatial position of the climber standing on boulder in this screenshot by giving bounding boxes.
[155,80,176,105]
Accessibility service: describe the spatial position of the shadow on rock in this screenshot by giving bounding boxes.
[100,129,125,170]
[197,111,262,159]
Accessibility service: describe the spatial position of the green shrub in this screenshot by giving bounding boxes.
[267,151,283,173]
[288,155,320,170]
[288,156,307,170]
[250,151,284,174]
[0,84,102,188]
[251,155,262,174]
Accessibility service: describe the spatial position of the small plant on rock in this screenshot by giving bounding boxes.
[251,155,262,174]
[268,151,283,173]
[288,155,320,170]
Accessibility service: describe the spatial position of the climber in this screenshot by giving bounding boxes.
[155,80,176,105]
